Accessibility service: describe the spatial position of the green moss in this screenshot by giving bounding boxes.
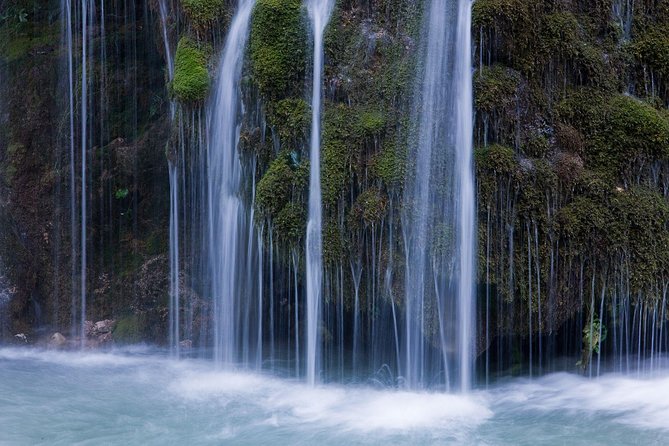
[256,150,308,227]
[181,0,226,31]
[113,315,143,344]
[475,65,522,113]
[349,188,388,227]
[170,37,210,103]
[0,22,58,63]
[274,202,305,245]
[629,26,669,80]
[475,145,517,175]
[249,0,306,101]
[369,143,406,187]
[256,152,295,218]
[321,139,349,207]
[472,0,533,69]
[322,221,344,265]
[269,98,310,143]
[357,109,387,136]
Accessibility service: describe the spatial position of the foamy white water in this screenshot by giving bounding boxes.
[0,348,667,444]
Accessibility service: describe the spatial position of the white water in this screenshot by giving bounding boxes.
[305,0,335,386]
[1,348,668,444]
[206,0,257,366]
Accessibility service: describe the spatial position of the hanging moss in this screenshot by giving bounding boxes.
[249,0,306,101]
[349,188,388,227]
[256,151,308,223]
[275,202,306,245]
[180,0,226,32]
[170,37,210,103]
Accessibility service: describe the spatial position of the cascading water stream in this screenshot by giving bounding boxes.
[454,0,476,392]
[207,0,257,367]
[305,0,335,387]
[403,0,475,391]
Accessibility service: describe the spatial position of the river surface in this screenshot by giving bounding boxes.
[0,347,667,445]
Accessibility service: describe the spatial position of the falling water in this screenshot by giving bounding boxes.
[62,0,92,343]
[207,0,257,366]
[403,0,475,391]
[305,0,335,386]
[454,0,476,393]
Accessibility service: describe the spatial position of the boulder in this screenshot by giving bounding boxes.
[179,339,193,349]
[48,332,67,348]
[13,333,28,344]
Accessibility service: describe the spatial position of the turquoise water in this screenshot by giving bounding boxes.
[0,348,666,445]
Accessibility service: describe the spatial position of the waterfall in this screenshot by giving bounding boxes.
[157,0,181,356]
[62,0,93,344]
[207,0,257,367]
[305,0,335,386]
[455,0,475,393]
[403,0,475,391]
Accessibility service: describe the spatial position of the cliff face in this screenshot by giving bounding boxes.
[1,0,668,372]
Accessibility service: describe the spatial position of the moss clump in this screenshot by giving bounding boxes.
[275,202,305,245]
[350,188,388,226]
[170,37,210,103]
[249,0,306,101]
[269,98,310,143]
[629,26,669,80]
[181,0,226,32]
[357,109,387,137]
[475,65,522,113]
[369,143,406,187]
[256,151,308,228]
[475,145,517,175]
[556,91,669,176]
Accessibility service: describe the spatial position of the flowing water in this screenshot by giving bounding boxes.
[206,0,257,367]
[0,348,667,445]
[402,0,475,390]
[305,0,335,386]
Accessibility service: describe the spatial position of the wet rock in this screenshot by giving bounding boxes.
[83,320,94,338]
[93,320,115,334]
[48,332,66,348]
[179,339,193,349]
[13,333,28,344]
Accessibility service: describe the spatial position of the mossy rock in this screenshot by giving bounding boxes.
[113,315,143,344]
[256,150,308,220]
[180,0,226,32]
[170,37,210,103]
[249,0,306,101]
[628,26,669,80]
